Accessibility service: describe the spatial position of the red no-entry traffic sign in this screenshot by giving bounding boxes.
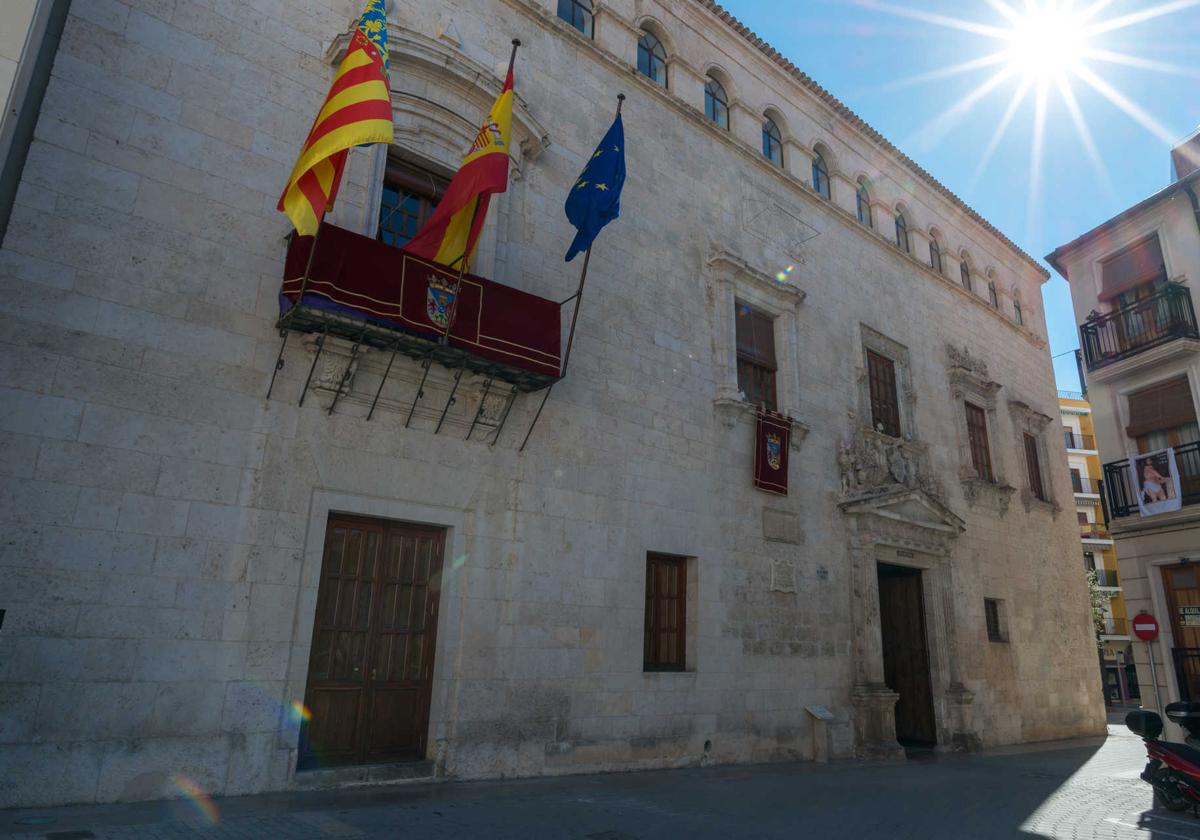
[1133,613,1160,641]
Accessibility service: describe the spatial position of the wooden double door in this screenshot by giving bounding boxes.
[877,563,937,745]
[299,515,445,769]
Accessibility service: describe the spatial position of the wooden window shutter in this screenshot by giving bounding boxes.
[644,553,686,671]
[1126,377,1196,438]
[866,350,901,437]
[735,304,777,369]
[1024,433,1045,501]
[1099,235,1166,302]
[965,402,994,482]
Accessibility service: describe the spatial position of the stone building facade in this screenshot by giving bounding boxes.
[1049,127,1200,726]
[0,0,1104,808]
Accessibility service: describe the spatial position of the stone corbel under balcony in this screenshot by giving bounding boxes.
[712,397,809,451]
[960,476,1016,515]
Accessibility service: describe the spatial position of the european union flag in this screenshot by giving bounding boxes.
[564,114,625,261]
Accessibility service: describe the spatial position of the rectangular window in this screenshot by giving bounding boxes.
[1127,376,1199,453]
[866,350,901,437]
[1024,433,1046,501]
[1084,551,1096,572]
[644,553,686,672]
[1070,468,1082,492]
[1077,511,1090,526]
[735,302,777,411]
[985,598,1006,643]
[965,402,993,482]
[1099,234,1166,302]
[378,158,446,248]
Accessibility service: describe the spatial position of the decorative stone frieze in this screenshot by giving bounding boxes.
[837,428,943,502]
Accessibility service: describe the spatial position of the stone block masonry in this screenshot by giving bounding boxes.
[0,0,1104,808]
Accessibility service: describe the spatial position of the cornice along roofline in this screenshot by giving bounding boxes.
[696,0,1050,281]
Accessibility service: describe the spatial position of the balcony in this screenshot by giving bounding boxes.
[1103,440,1200,518]
[1072,475,1102,494]
[1093,569,1120,588]
[1064,431,1096,451]
[1103,618,1129,637]
[1080,283,1199,372]
[1081,523,1112,541]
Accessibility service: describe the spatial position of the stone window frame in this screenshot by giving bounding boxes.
[709,249,805,426]
[945,345,1016,512]
[1009,399,1060,514]
[857,326,918,442]
[984,598,1009,643]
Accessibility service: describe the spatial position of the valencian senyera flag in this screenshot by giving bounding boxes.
[564,113,625,261]
[277,0,393,236]
[404,67,515,269]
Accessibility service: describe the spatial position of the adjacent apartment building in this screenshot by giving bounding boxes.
[1059,392,1137,705]
[0,0,1104,807]
[1049,126,1200,716]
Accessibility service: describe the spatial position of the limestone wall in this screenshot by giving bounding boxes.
[0,0,1104,808]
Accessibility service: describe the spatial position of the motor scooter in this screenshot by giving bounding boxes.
[1127,702,1200,812]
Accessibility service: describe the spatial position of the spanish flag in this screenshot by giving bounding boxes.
[404,64,515,269]
[278,0,393,236]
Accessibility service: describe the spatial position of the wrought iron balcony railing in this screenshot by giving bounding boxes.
[1080,283,1199,372]
[1064,431,1096,450]
[1103,440,1200,518]
[1094,569,1120,588]
[1072,475,1102,494]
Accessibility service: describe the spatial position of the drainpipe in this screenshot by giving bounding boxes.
[0,0,72,247]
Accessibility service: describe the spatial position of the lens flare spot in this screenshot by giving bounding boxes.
[170,775,219,825]
[288,700,312,725]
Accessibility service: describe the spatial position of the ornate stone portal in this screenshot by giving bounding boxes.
[837,428,973,758]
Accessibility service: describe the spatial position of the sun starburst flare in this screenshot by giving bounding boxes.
[853,0,1198,209]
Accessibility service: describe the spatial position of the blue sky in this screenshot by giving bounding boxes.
[719,0,1200,392]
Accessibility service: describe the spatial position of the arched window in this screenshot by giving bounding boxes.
[894,212,910,253]
[557,0,593,38]
[960,260,972,291]
[988,281,999,308]
[1014,298,1024,325]
[704,76,729,129]
[811,153,830,199]
[637,32,667,87]
[856,181,872,227]
[762,118,783,166]
[929,238,943,274]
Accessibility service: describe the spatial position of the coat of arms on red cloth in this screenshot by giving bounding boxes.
[754,410,791,495]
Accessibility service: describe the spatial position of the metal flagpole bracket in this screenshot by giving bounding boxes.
[326,326,367,415]
[366,338,401,422]
[434,367,465,434]
[265,328,290,400]
[405,354,434,428]
[298,325,329,407]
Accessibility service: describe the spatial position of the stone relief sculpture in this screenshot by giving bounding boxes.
[837,431,944,501]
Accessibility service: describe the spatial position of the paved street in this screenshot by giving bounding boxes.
[4,719,1199,840]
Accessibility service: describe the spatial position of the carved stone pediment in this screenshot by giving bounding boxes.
[945,344,989,378]
[840,487,966,536]
[837,428,944,503]
[946,346,1002,399]
[1008,399,1053,431]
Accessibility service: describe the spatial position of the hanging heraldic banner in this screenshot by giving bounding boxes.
[754,411,791,495]
[1130,446,1183,517]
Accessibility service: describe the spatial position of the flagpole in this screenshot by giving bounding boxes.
[519,92,622,453]
[438,38,521,345]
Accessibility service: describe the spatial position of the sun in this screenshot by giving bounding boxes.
[1002,5,1091,82]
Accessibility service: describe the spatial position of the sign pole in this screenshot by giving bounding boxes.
[1133,612,1162,714]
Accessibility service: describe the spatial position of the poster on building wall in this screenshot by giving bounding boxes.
[1181,606,1200,627]
[754,411,791,495]
[1129,447,1182,517]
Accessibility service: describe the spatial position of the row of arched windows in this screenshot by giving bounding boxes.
[557,0,1030,328]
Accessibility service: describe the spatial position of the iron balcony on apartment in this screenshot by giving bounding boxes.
[1064,431,1097,451]
[1103,441,1200,519]
[1080,282,1199,373]
[1102,618,1129,640]
[1071,474,1102,495]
